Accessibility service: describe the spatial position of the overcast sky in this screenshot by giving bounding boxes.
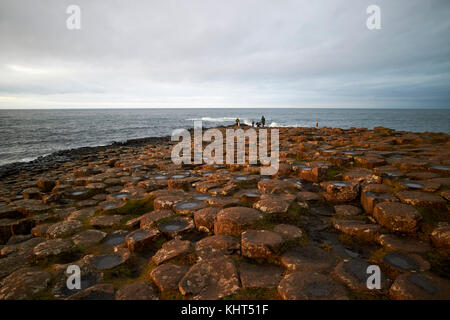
[0,0,449,109]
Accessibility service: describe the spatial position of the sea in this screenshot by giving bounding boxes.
[0,108,448,166]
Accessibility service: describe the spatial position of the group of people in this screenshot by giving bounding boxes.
[235,115,265,128]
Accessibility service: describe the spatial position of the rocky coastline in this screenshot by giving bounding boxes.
[0,125,449,300]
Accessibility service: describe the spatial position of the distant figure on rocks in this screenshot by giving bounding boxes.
[261,116,265,127]
[316,120,319,128]
[252,120,255,127]
[256,122,261,128]
[235,118,241,127]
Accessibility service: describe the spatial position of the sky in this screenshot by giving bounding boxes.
[0,0,449,109]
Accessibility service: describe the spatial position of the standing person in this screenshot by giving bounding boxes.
[316,120,319,128]
[252,120,255,127]
[261,115,265,127]
[235,118,240,127]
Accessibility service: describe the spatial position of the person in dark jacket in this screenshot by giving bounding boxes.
[261,115,265,127]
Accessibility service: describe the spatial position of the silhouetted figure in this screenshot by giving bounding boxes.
[316,120,319,128]
[235,118,240,127]
[261,116,265,127]
[252,120,255,127]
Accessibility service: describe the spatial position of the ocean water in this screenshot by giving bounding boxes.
[0,108,448,166]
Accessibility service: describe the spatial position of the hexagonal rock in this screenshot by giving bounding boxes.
[90,215,122,228]
[174,201,207,214]
[22,187,42,200]
[396,190,446,208]
[280,246,336,272]
[72,229,107,247]
[153,195,184,210]
[31,223,51,238]
[139,209,175,228]
[214,207,263,236]
[0,267,51,300]
[152,238,193,265]
[194,207,220,233]
[297,166,328,183]
[334,205,362,216]
[84,247,130,270]
[12,199,49,215]
[125,228,160,252]
[389,273,450,300]
[373,202,422,233]
[0,205,21,219]
[381,251,430,273]
[343,168,382,185]
[67,283,115,300]
[273,224,303,241]
[36,178,56,192]
[98,200,127,214]
[207,196,240,208]
[33,239,74,259]
[159,216,195,237]
[67,207,97,221]
[377,234,431,253]
[253,195,294,214]
[195,235,240,260]
[361,184,397,214]
[239,262,284,289]
[332,219,380,242]
[321,181,360,203]
[430,226,450,248]
[278,272,348,300]
[150,264,190,292]
[297,191,322,201]
[46,220,83,239]
[179,256,240,300]
[332,259,390,294]
[241,230,284,259]
[257,179,297,194]
[115,281,159,300]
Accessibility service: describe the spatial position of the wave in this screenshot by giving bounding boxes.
[186,117,237,122]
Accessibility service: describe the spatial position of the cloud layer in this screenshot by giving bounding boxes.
[0,0,449,108]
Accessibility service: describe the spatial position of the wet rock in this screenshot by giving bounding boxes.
[72,229,107,247]
[430,226,450,248]
[373,202,422,233]
[159,217,195,237]
[85,247,130,270]
[273,224,303,241]
[116,281,158,300]
[382,251,430,273]
[239,262,284,289]
[152,238,193,265]
[278,272,348,300]
[396,190,446,208]
[125,228,160,252]
[103,230,128,246]
[332,219,380,242]
[46,220,83,239]
[179,256,240,299]
[194,207,220,233]
[333,259,390,293]
[174,201,206,214]
[195,235,240,260]
[334,205,361,216]
[150,264,190,292]
[280,246,336,272]
[253,194,294,214]
[389,273,450,300]
[97,200,127,214]
[321,181,360,203]
[12,199,49,215]
[0,267,51,300]
[241,230,284,259]
[33,238,74,259]
[90,215,122,228]
[257,179,297,194]
[214,207,263,236]
[140,209,175,228]
[67,283,115,300]
[377,234,431,253]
